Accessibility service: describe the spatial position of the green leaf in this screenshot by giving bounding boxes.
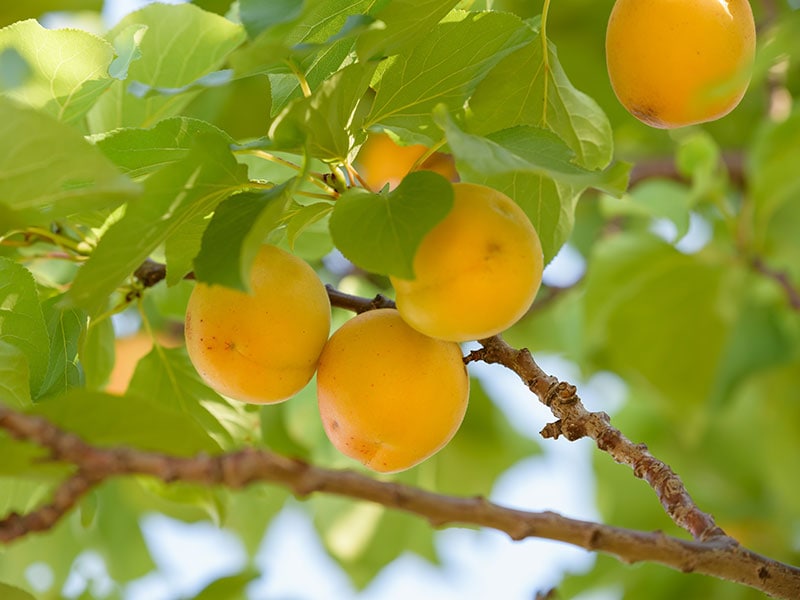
[193,184,295,291]
[468,32,613,170]
[285,201,334,249]
[93,118,235,178]
[356,0,460,61]
[0,19,116,123]
[87,3,246,131]
[238,0,304,39]
[33,389,221,455]
[440,112,628,193]
[0,581,36,600]
[190,568,260,600]
[127,345,258,451]
[0,341,32,409]
[79,317,115,390]
[364,10,534,139]
[438,111,628,262]
[68,134,248,315]
[269,61,376,160]
[0,258,49,395]
[313,495,437,588]
[749,108,800,251]
[35,295,86,400]
[330,170,454,278]
[709,292,797,407]
[0,97,138,234]
[583,233,738,408]
[231,0,372,79]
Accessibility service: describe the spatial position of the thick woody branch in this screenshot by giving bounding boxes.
[0,405,799,599]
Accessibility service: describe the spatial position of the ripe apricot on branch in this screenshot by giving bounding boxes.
[316,309,469,473]
[605,0,755,128]
[185,244,331,404]
[390,182,543,342]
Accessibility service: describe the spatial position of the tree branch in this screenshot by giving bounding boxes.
[101,272,800,595]
[0,404,798,598]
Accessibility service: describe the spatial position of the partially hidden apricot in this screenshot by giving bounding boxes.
[185,244,331,404]
[316,309,469,473]
[605,0,756,128]
[355,133,458,192]
[390,182,543,342]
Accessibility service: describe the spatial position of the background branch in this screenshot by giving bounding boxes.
[0,405,798,598]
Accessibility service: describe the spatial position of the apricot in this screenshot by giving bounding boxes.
[316,309,469,473]
[184,244,330,403]
[605,0,755,128]
[355,133,458,192]
[389,182,543,342]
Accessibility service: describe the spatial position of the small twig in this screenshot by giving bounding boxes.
[464,339,727,544]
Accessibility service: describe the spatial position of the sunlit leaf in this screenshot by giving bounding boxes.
[0,259,49,395]
[365,10,534,139]
[68,134,248,315]
[0,97,138,234]
[0,19,115,123]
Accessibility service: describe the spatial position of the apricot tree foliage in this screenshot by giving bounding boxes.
[0,1,799,598]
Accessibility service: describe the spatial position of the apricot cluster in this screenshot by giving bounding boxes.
[606,0,755,128]
[184,182,543,473]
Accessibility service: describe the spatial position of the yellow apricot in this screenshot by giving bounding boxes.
[389,182,543,342]
[606,0,755,128]
[316,309,469,473]
[185,244,330,404]
[355,132,459,192]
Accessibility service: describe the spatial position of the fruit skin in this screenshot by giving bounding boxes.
[316,309,469,473]
[355,132,458,192]
[390,182,543,343]
[185,244,331,404]
[605,0,755,128]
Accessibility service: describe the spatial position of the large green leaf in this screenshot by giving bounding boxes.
[68,134,248,315]
[33,389,221,455]
[364,10,534,139]
[93,117,235,179]
[356,0,460,61]
[313,495,438,588]
[127,345,258,451]
[439,111,628,262]
[0,19,115,124]
[330,170,454,278]
[0,259,49,395]
[468,32,613,170]
[0,581,35,600]
[87,3,246,131]
[583,233,739,409]
[269,61,376,160]
[749,108,800,250]
[0,342,32,409]
[35,295,85,400]
[193,184,295,290]
[0,97,138,234]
